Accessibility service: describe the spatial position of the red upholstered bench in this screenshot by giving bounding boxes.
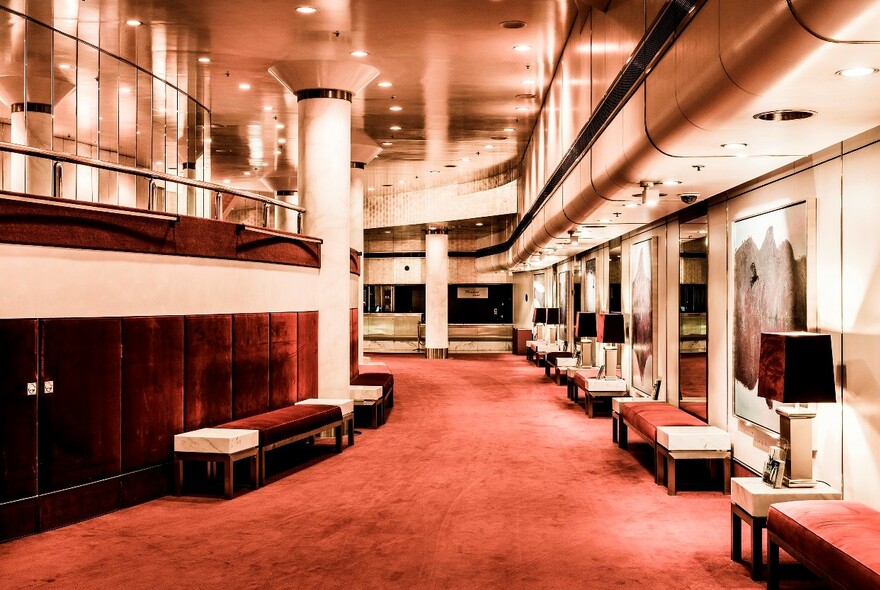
[351,364,394,426]
[218,404,344,484]
[767,500,880,590]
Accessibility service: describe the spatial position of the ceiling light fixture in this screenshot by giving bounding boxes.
[624,202,638,208]
[513,44,532,52]
[503,127,515,132]
[389,105,402,111]
[295,6,318,13]
[515,106,529,112]
[722,142,747,150]
[222,178,230,184]
[569,231,580,245]
[476,222,484,227]
[368,187,375,191]
[390,125,401,130]
[263,105,273,111]
[661,180,681,186]
[484,144,495,149]
[516,93,536,100]
[198,57,211,63]
[377,81,392,88]
[640,181,660,207]
[460,157,471,162]
[58,63,71,70]
[382,142,393,146]
[238,83,251,90]
[500,20,527,29]
[244,171,252,176]
[278,138,287,144]
[125,19,142,26]
[383,230,391,233]
[599,218,611,223]
[753,109,816,122]
[276,123,284,129]
[835,66,878,77]
[350,50,369,57]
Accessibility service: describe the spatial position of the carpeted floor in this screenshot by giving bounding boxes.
[1,353,810,589]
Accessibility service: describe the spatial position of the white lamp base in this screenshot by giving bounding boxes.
[777,405,817,488]
[604,345,618,380]
[579,339,594,367]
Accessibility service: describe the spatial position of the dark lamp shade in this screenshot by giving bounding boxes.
[757,332,836,403]
[576,312,598,338]
[533,307,547,324]
[545,307,560,325]
[597,313,625,344]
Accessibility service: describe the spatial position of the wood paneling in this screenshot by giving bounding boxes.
[39,318,122,493]
[269,313,298,409]
[184,315,233,431]
[122,316,184,471]
[38,478,121,532]
[120,465,172,508]
[0,320,38,502]
[297,311,319,401]
[350,308,358,381]
[232,313,270,418]
[0,498,39,540]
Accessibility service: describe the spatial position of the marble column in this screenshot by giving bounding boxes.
[513,271,534,330]
[425,229,449,359]
[351,133,381,363]
[269,61,378,398]
[9,102,53,195]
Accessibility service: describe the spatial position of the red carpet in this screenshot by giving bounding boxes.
[1,354,793,588]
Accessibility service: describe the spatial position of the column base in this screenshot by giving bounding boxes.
[425,347,448,359]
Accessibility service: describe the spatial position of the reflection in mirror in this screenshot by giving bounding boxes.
[608,246,621,312]
[679,215,708,421]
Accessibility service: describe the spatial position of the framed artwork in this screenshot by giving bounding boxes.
[630,237,655,395]
[732,202,807,432]
[584,258,597,312]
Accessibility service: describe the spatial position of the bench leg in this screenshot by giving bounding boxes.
[174,459,183,496]
[371,404,379,429]
[731,506,742,562]
[259,449,267,486]
[250,455,259,490]
[335,424,343,452]
[223,456,234,499]
[619,421,628,449]
[666,456,677,495]
[723,456,731,494]
[612,414,618,443]
[752,518,765,581]
[347,416,355,446]
[766,536,779,589]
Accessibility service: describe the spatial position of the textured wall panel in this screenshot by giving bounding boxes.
[297,311,319,401]
[122,316,184,471]
[184,315,233,430]
[350,308,358,381]
[269,313,299,409]
[0,320,38,502]
[232,313,271,418]
[39,318,122,493]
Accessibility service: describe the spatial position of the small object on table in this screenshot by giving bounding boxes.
[174,428,260,499]
[730,476,841,581]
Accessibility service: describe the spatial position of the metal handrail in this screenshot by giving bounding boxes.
[0,140,305,214]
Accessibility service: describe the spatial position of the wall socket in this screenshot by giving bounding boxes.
[43,381,54,394]
[27,382,37,396]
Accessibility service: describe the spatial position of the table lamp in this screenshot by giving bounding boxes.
[597,313,625,380]
[532,307,547,340]
[758,331,836,488]
[576,312,598,366]
[545,307,560,344]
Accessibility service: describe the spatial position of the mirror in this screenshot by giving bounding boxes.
[679,215,708,421]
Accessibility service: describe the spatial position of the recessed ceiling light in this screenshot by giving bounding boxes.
[661,180,681,186]
[521,79,534,85]
[382,142,393,146]
[515,106,529,112]
[278,138,287,144]
[350,50,369,57]
[389,105,402,111]
[263,105,273,111]
[460,157,471,162]
[222,178,230,184]
[383,230,391,233]
[698,229,707,234]
[296,6,318,13]
[599,218,611,223]
[722,142,747,149]
[276,123,285,129]
[389,125,401,131]
[58,63,71,70]
[244,171,252,176]
[503,127,515,132]
[274,150,282,155]
[198,57,211,63]
[238,83,251,90]
[624,203,638,208]
[429,170,440,174]
[204,138,212,144]
[753,109,816,122]
[368,187,375,191]
[398,180,406,184]
[428,226,437,230]
[377,81,393,88]
[475,222,484,227]
[125,19,142,26]
[484,144,495,149]
[154,161,163,167]
[119,87,131,94]
[836,67,878,77]
[513,44,532,52]
[500,20,527,29]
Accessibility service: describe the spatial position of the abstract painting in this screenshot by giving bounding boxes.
[630,238,654,394]
[733,202,807,432]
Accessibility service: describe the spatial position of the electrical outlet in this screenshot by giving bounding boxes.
[43,381,54,394]
[27,382,37,396]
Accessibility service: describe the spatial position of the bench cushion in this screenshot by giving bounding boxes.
[351,372,393,395]
[621,402,704,441]
[769,501,880,590]
[218,404,342,446]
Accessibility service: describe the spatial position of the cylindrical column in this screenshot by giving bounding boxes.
[425,229,449,359]
[275,189,299,232]
[298,90,352,397]
[10,102,53,196]
[350,161,366,362]
[513,271,534,329]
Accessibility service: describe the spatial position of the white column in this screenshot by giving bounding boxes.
[425,230,449,359]
[513,271,534,329]
[10,104,53,196]
[351,135,381,363]
[275,190,299,232]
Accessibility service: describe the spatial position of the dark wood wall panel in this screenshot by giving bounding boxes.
[0,498,39,540]
[0,320,38,502]
[122,317,184,471]
[296,311,319,401]
[350,308,358,381]
[39,318,122,493]
[38,478,121,532]
[120,465,172,508]
[269,313,299,409]
[184,315,233,431]
[232,314,270,418]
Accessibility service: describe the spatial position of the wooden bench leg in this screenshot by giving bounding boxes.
[723,456,731,494]
[612,414,618,443]
[175,458,183,496]
[752,518,765,581]
[666,455,677,495]
[335,424,343,452]
[767,536,779,589]
[259,449,267,486]
[619,421,628,449]
[347,416,355,446]
[223,456,234,499]
[250,454,259,490]
[731,506,742,562]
